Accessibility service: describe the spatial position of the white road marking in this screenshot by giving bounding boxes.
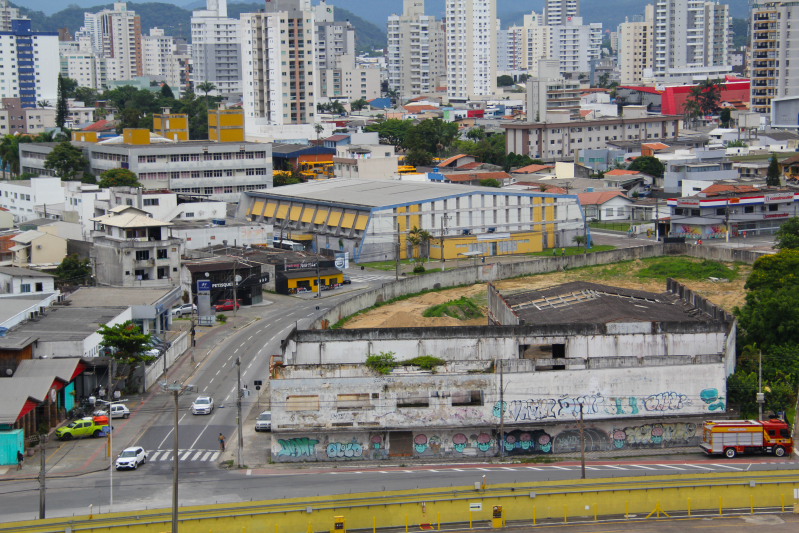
[451,469,464,472]
[210,452,220,461]
[629,465,658,471]
[476,468,491,471]
[248,336,253,341]
[179,414,186,423]
[180,451,193,460]
[191,451,203,461]
[209,378,214,384]
[548,466,571,471]
[202,386,207,392]
[216,370,220,375]
[201,451,212,461]
[427,469,439,472]
[500,467,516,471]
[525,466,543,471]
[234,349,238,353]
[189,423,211,450]
[683,464,713,470]
[160,452,170,461]
[240,342,246,347]
[246,469,252,475]
[225,395,231,401]
[600,465,628,470]
[149,451,161,461]
[712,463,742,471]
[243,371,248,377]
[157,429,174,449]
[247,363,253,369]
[584,466,600,471]
[657,464,686,470]
[227,356,232,360]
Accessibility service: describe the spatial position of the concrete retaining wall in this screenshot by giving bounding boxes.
[143,332,188,391]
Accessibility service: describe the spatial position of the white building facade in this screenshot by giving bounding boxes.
[446,0,497,101]
[0,20,58,107]
[543,0,579,25]
[387,0,446,99]
[81,2,143,82]
[618,10,654,85]
[750,2,799,116]
[191,0,242,96]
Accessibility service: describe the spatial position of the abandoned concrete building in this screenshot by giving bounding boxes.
[270,279,735,462]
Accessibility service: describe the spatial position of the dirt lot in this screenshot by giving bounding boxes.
[343,258,749,329]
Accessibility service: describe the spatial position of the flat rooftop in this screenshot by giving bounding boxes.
[502,281,714,325]
[169,219,259,229]
[66,287,177,307]
[245,178,561,209]
[9,306,127,342]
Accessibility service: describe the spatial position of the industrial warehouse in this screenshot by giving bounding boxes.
[236,178,587,262]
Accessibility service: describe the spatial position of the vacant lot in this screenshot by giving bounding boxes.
[343,256,749,329]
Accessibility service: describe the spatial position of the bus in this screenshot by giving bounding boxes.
[272,238,305,252]
[398,165,417,174]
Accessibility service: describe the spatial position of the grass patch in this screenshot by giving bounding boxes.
[366,352,446,374]
[422,296,483,320]
[527,245,616,257]
[589,221,646,231]
[329,281,478,329]
[410,267,443,275]
[518,456,560,464]
[357,259,417,271]
[635,256,738,281]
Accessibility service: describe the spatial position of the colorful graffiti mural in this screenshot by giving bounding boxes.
[326,439,363,459]
[494,392,707,422]
[277,437,318,457]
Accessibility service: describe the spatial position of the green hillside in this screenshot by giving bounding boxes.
[13,1,386,51]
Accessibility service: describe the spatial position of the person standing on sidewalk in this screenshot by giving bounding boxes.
[16,450,23,470]
[219,433,226,452]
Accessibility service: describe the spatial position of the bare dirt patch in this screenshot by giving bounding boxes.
[343,258,749,329]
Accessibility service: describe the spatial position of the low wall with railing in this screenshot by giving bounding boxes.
[143,332,188,391]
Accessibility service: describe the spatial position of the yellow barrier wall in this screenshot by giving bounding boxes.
[7,472,798,533]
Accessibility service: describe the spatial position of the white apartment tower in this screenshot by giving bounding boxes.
[496,22,524,72]
[59,41,107,90]
[521,12,553,75]
[750,2,799,115]
[143,28,186,78]
[544,0,579,25]
[618,8,654,85]
[191,0,242,96]
[446,0,497,101]
[552,17,602,74]
[241,0,317,125]
[0,0,21,32]
[0,19,59,106]
[653,0,732,82]
[81,2,143,82]
[387,1,446,99]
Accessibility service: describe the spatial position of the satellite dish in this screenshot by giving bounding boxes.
[204,272,210,278]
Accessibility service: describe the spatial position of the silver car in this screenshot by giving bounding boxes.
[255,411,271,432]
[191,396,214,415]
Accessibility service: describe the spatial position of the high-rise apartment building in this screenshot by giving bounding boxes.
[653,0,732,82]
[750,2,799,115]
[0,19,58,107]
[446,0,497,101]
[59,41,107,90]
[520,12,553,75]
[618,8,654,85]
[143,28,187,78]
[387,0,446,99]
[526,58,581,122]
[191,0,242,96]
[496,22,523,72]
[543,0,579,25]
[316,19,355,70]
[80,2,142,82]
[551,17,602,74]
[241,0,317,125]
[0,0,21,32]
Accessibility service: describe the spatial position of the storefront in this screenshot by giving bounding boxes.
[276,267,342,295]
[185,261,266,306]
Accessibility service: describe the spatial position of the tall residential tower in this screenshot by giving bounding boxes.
[191,0,242,96]
[387,0,446,99]
[446,0,497,101]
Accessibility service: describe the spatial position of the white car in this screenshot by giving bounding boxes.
[191,396,214,415]
[255,411,271,432]
[115,447,147,470]
[172,304,197,317]
[93,404,130,419]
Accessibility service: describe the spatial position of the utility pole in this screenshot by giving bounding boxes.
[172,388,179,533]
[316,259,321,299]
[583,217,588,254]
[499,359,505,462]
[236,357,243,468]
[579,404,586,479]
[757,349,764,421]
[38,433,46,519]
[232,259,238,322]
[395,222,400,281]
[108,360,114,513]
[654,197,659,241]
[725,197,730,243]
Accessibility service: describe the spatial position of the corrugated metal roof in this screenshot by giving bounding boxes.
[15,358,85,383]
[0,377,53,425]
[0,266,54,278]
[90,212,171,228]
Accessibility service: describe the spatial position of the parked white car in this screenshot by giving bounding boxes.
[172,304,197,317]
[93,404,130,419]
[115,447,147,470]
[255,411,271,432]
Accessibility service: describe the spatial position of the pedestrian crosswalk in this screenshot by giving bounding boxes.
[328,462,797,475]
[348,274,397,283]
[148,449,221,463]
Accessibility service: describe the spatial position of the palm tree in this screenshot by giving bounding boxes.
[408,226,431,265]
[386,88,399,108]
[0,134,32,178]
[696,78,725,115]
[35,130,57,142]
[196,81,217,108]
[314,122,324,143]
[682,98,702,130]
[37,100,51,108]
[351,98,368,111]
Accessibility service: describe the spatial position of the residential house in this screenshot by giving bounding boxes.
[0,267,55,294]
[577,191,634,221]
[10,230,67,268]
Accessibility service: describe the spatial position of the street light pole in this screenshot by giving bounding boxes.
[236,357,243,468]
[757,349,764,421]
[38,434,46,519]
[172,388,179,533]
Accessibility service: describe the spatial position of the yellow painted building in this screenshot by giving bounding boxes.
[153,107,189,141]
[208,106,244,142]
[71,131,98,143]
[122,128,151,145]
[278,269,343,294]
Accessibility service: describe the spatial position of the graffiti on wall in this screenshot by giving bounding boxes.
[413,432,497,456]
[326,439,363,459]
[277,437,318,457]
[494,391,708,422]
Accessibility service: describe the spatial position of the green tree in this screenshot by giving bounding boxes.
[682,97,702,129]
[0,134,32,178]
[38,100,50,108]
[774,217,799,250]
[466,128,485,141]
[696,78,725,115]
[365,118,414,148]
[54,253,91,284]
[628,155,665,177]
[116,108,143,134]
[720,108,732,128]
[385,88,400,107]
[98,321,154,383]
[43,141,88,180]
[61,76,79,99]
[160,83,175,99]
[407,225,431,265]
[351,98,369,111]
[196,81,216,108]
[479,178,501,188]
[74,87,99,106]
[766,152,781,186]
[404,149,433,167]
[726,139,747,148]
[56,74,69,129]
[98,168,141,188]
[404,118,459,155]
[314,122,324,143]
[497,75,515,87]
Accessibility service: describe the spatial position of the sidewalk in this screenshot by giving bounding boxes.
[1,313,262,481]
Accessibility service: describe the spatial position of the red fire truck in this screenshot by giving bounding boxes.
[700,419,793,458]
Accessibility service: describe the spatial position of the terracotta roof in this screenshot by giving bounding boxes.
[0,207,8,211]
[513,182,568,194]
[579,110,593,117]
[408,96,428,102]
[641,142,669,150]
[576,191,630,206]
[444,172,512,183]
[439,154,473,166]
[82,119,112,132]
[700,184,760,196]
[604,169,641,176]
[455,161,482,170]
[513,164,555,174]
[324,134,349,142]
[403,105,439,113]
[779,154,799,165]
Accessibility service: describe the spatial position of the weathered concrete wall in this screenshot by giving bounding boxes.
[285,322,729,366]
[270,416,706,462]
[487,283,518,325]
[270,363,725,435]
